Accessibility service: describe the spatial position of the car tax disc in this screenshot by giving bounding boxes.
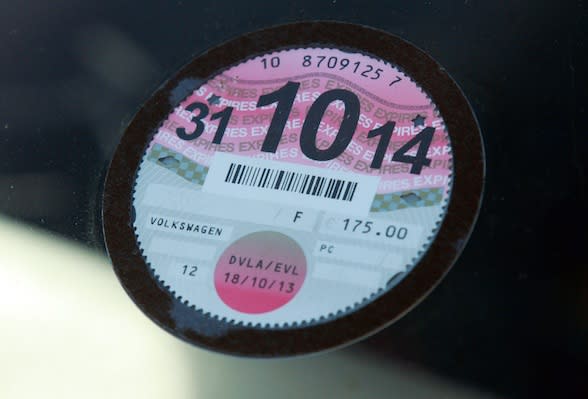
[103,21,484,357]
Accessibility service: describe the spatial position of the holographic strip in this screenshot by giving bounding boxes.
[147,143,208,185]
[370,188,444,212]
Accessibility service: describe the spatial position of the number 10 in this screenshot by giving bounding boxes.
[258,81,433,173]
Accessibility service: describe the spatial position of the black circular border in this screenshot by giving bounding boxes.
[103,21,485,357]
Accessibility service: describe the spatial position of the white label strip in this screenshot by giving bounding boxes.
[148,237,217,261]
[203,152,380,216]
[312,262,382,287]
[146,214,233,241]
[313,241,386,265]
[142,184,320,232]
[313,241,405,272]
[379,252,407,273]
[318,215,424,249]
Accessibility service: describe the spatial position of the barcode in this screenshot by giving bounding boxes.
[224,163,359,202]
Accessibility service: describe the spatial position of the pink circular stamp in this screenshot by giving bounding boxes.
[214,231,307,314]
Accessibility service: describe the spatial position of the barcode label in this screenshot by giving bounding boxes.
[224,163,359,202]
[203,153,380,215]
